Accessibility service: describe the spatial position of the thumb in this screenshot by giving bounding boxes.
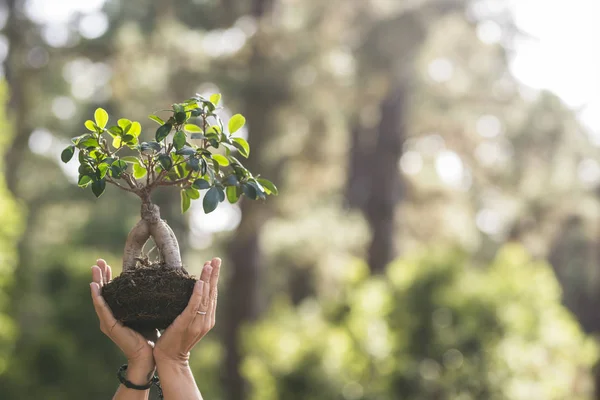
[90,282,118,328]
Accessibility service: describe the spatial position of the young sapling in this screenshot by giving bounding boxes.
[62,94,277,337]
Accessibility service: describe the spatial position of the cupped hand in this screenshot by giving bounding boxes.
[154,258,221,365]
[90,259,155,376]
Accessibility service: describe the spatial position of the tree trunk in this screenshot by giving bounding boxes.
[365,85,406,274]
[222,1,280,398]
[3,0,34,196]
[345,121,373,210]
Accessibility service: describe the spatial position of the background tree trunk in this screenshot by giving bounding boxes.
[222,1,281,398]
[365,85,406,274]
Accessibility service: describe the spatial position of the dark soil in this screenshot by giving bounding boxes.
[101,263,197,339]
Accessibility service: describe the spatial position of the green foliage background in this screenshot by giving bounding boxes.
[243,244,597,399]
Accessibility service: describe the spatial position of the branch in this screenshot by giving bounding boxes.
[122,172,139,189]
[106,175,140,194]
[101,138,112,157]
[156,170,194,187]
[151,169,168,188]
[146,155,151,187]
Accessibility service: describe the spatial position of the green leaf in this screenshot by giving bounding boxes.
[203,100,216,112]
[78,163,95,176]
[217,187,225,202]
[173,104,185,113]
[110,160,128,178]
[209,93,221,105]
[79,136,100,149]
[211,158,220,174]
[173,130,186,150]
[71,133,90,145]
[107,126,123,137]
[257,178,278,195]
[128,121,142,137]
[228,114,246,134]
[118,118,132,133]
[112,136,122,148]
[158,154,173,171]
[90,149,105,161]
[206,125,221,135]
[61,145,75,163]
[78,150,93,164]
[193,179,211,190]
[184,102,199,111]
[249,181,267,199]
[185,187,200,200]
[242,182,258,200]
[187,157,200,171]
[231,137,250,158]
[149,115,165,125]
[177,146,196,156]
[84,120,98,132]
[226,185,240,203]
[175,164,185,178]
[121,156,140,164]
[133,163,147,179]
[100,157,116,165]
[140,141,162,153]
[91,178,106,198]
[190,133,207,140]
[175,111,187,124]
[156,123,172,142]
[224,175,238,186]
[78,175,93,188]
[97,163,109,179]
[212,154,230,166]
[181,190,191,213]
[184,124,203,133]
[203,187,220,213]
[94,108,109,129]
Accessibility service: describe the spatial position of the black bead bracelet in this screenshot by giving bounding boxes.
[117,364,163,398]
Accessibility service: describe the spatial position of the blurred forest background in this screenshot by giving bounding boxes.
[0,0,599,399]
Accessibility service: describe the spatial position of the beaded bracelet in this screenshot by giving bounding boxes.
[117,364,163,398]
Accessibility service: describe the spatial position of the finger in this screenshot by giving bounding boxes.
[91,265,104,287]
[106,262,112,282]
[209,258,221,301]
[180,279,205,324]
[211,294,218,328]
[199,264,212,312]
[208,258,221,326]
[97,259,110,284]
[192,265,212,334]
[90,282,118,334]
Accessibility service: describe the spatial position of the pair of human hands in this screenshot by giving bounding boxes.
[90,258,221,381]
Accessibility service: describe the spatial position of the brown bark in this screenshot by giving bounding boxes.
[364,85,406,274]
[3,0,33,195]
[222,1,280,398]
[345,121,373,210]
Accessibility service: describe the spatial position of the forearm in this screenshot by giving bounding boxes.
[155,360,202,400]
[112,363,155,400]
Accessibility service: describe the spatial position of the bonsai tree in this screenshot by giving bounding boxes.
[61,94,276,337]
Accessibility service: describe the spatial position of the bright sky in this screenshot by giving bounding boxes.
[27,0,598,132]
[508,0,600,134]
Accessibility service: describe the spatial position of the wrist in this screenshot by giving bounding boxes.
[125,360,156,386]
[154,348,190,368]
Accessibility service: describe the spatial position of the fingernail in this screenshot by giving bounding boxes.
[195,280,204,293]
